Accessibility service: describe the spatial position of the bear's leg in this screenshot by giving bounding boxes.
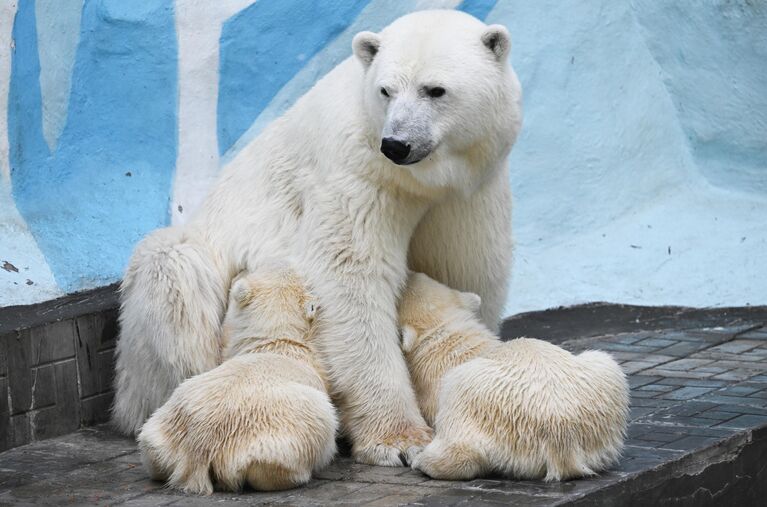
[411,437,487,480]
[113,226,228,434]
[310,277,432,467]
[409,165,512,332]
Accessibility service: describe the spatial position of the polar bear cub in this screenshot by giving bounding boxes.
[400,273,629,481]
[137,263,338,494]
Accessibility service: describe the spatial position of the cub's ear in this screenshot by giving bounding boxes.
[230,278,251,306]
[304,300,319,321]
[460,291,482,314]
[400,325,418,352]
[481,24,511,61]
[352,31,381,67]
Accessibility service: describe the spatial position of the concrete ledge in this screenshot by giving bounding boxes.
[0,283,119,335]
[568,424,767,505]
[502,302,767,343]
[0,285,119,451]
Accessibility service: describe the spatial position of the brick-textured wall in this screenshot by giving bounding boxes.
[0,307,118,452]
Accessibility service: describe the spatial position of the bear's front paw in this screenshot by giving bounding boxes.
[354,425,433,467]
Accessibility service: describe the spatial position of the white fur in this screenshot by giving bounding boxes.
[114,10,522,466]
[137,265,337,494]
[401,273,629,481]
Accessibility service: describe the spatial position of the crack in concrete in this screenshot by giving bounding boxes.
[28,331,44,438]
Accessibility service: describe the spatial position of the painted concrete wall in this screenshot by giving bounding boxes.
[1,0,765,316]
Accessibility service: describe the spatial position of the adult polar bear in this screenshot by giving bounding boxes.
[114,10,522,466]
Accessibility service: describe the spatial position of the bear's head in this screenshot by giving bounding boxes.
[223,261,318,351]
[398,272,482,352]
[353,10,522,194]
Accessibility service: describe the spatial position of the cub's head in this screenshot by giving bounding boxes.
[398,272,482,353]
[353,10,522,193]
[224,261,318,348]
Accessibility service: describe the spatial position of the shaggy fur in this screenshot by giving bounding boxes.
[400,273,629,481]
[114,10,522,466]
[137,264,338,494]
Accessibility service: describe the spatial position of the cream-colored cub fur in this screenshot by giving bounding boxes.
[137,264,337,494]
[400,273,629,481]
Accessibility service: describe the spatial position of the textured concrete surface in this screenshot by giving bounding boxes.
[2,321,766,505]
[0,295,117,452]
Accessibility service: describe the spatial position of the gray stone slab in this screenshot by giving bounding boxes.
[10,414,29,449]
[6,331,33,416]
[699,393,767,408]
[80,392,114,427]
[715,414,767,429]
[656,341,712,357]
[658,358,716,371]
[23,321,78,367]
[0,381,8,452]
[655,377,728,388]
[662,386,716,401]
[620,361,657,375]
[635,338,677,348]
[0,333,8,377]
[75,311,118,399]
[707,339,762,354]
[716,383,765,397]
[712,370,761,382]
[636,383,676,393]
[740,328,767,340]
[27,364,57,411]
[661,435,726,452]
[629,375,662,389]
[641,368,716,380]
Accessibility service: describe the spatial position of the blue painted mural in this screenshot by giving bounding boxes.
[7,0,177,291]
[1,0,765,313]
[217,0,369,155]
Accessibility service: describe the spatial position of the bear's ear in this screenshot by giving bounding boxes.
[459,291,482,314]
[304,299,319,321]
[230,278,252,306]
[481,25,511,61]
[352,31,381,67]
[400,325,419,352]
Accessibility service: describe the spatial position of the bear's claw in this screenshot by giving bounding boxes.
[353,426,432,467]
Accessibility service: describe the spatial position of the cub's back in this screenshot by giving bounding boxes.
[445,338,625,435]
[171,352,328,421]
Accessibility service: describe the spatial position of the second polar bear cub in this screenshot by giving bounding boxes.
[138,263,337,494]
[400,273,629,481]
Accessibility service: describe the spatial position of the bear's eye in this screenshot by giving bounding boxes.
[426,86,446,98]
[380,87,390,98]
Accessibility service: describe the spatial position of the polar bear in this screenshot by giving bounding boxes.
[114,9,522,466]
[400,273,629,481]
[137,263,337,494]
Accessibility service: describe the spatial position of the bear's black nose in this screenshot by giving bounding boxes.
[381,137,411,164]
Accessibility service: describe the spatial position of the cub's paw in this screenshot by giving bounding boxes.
[354,425,433,467]
[137,418,215,495]
[411,439,485,480]
[138,403,321,493]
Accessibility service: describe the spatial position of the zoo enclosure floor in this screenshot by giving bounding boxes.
[1,316,767,506]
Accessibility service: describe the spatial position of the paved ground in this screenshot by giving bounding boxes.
[1,321,767,506]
